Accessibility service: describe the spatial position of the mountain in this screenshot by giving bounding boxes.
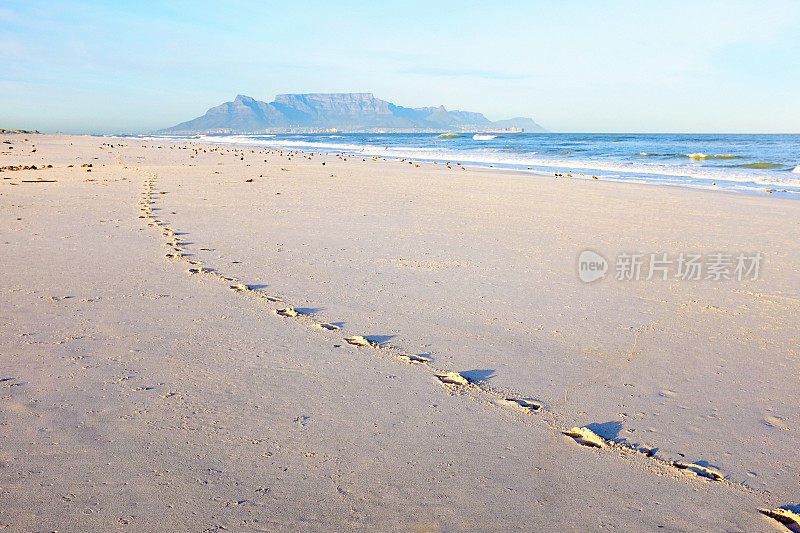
[159,93,547,133]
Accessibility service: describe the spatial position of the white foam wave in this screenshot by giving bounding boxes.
[472,134,497,140]
[792,164,800,173]
[686,153,742,160]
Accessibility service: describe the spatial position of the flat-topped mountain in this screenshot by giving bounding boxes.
[159,93,547,134]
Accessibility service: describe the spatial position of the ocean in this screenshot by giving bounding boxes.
[141,133,800,197]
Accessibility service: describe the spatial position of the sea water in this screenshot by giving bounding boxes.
[141,133,800,197]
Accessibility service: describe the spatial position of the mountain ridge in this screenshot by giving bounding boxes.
[159,93,548,133]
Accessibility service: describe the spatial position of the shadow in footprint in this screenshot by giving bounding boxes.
[247,284,269,290]
[328,321,345,329]
[174,232,189,236]
[460,369,496,384]
[295,307,323,315]
[584,421,658,455]
[585,421,623,441]
[691,459,723,471]
[364,334,395,347]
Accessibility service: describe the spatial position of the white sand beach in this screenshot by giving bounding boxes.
[1,134,798,531]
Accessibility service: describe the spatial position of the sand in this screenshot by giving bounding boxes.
[1,134,798,531]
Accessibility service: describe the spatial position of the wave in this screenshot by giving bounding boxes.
[734,162,784,169]
[686,153,743,160]
[640,152,686,158]
[473,134,497,140]
[792,164,800,173]
[437,133,461,139]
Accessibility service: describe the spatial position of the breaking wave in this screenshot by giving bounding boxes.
[686,153,743,160]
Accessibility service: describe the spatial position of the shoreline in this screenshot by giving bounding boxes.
[10,134,800,208]
[1,134,798,531]
[126,132,800,199]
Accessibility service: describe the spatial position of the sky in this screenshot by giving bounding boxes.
[1,0,799,134]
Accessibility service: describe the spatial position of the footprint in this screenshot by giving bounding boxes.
[758,508,800,531]
[503,398,541,412]
[673,462,724,481]
[345,336,375,347]
[262,295,282,303]
[275,307,299,317]
[563,427,606,448]
[435,372,470,386]
[229,284,249,292]
[397,354,429,364]
[764,416,790,430]
[317,323,340,331]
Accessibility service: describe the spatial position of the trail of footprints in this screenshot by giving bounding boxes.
[136,169,797,530]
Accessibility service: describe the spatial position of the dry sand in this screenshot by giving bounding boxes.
[1,134,798,531]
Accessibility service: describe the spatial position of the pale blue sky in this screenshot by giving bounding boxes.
[2,0,799,133]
